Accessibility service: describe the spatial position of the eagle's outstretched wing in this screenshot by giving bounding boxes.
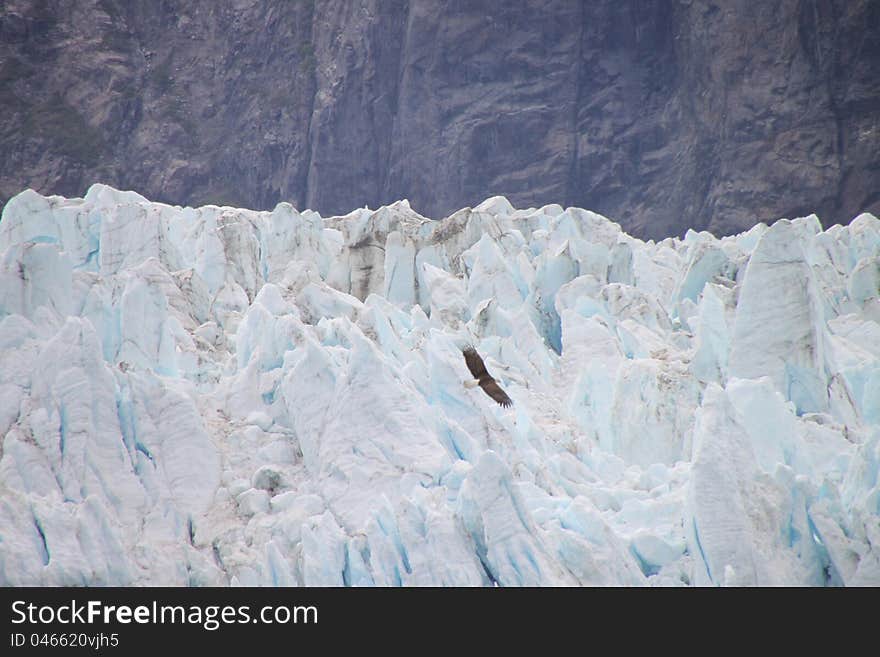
[462,345,489,379]
[479,378,513,407]
[461,345,513,408]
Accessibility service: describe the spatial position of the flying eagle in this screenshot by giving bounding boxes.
[461,345,513,408]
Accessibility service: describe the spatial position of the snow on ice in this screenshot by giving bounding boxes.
[0,184,878,586]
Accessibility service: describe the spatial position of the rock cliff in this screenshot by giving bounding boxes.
[1,0,878,238]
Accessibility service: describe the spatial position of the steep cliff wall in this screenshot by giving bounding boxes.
[1,0,878,238]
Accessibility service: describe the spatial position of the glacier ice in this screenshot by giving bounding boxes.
[0,184,878,586]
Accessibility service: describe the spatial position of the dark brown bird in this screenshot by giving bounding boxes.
[461,345,513,408]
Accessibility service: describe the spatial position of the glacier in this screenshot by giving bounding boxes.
[0,184,878,586]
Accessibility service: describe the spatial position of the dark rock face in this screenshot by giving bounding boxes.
[1,0,878,239]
